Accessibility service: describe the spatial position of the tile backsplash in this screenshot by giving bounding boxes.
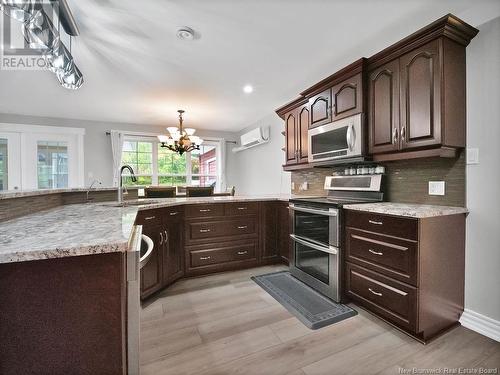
[291,151,466,207]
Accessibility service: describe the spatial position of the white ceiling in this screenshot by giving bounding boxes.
[0,0,499,132]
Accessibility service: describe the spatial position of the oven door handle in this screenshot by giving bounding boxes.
[289,204,338,216]
[290,234,338,255]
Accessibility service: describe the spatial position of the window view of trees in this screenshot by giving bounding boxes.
[121,139,220,190]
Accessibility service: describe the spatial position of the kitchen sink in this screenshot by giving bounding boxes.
[100,200,161,208]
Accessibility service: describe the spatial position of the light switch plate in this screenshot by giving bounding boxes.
[429,181,445,196]
[300,182,308,191]
[467,148,480,164]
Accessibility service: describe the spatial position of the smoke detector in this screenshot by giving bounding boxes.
[176,27,195,40]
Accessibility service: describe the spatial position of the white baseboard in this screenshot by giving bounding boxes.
[460,308,500,342]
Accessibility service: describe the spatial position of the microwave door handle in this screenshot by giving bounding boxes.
[347,124,355,151]
[290,234,338,255]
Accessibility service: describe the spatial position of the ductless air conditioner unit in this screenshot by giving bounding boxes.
[232,126,270,153]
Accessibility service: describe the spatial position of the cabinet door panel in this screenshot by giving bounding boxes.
[163,219,184,284]
[332,73,362,121]
[140,226,163,299]
[400,40,441,149]
[368,60,400,154]
[309,89,331,128]
[285,111,297,164]
[297,105,309,163]
[261,202,279,262]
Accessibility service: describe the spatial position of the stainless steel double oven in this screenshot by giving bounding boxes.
[289,203,340,301]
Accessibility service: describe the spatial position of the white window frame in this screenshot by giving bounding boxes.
[0,123,85,190]
[122,135,223,192]
[0,131,21,190]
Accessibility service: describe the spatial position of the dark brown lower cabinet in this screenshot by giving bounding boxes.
[0,253,127,374]
[138,201,291,298]
[344,209,466,342]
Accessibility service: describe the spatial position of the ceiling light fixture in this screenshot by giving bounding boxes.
[243,84,253,94]
[176,26,195,40]
[158,110,203,155]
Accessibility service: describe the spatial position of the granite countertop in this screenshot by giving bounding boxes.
[0,187,139,200]
[343,202,469,218]
[0,195,292,264]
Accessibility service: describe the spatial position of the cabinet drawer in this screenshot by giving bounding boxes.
[163,206,184,220]
[346,263,417,332]
[135,209,162,226]
[185,204,224,218]
[190,242,256,267]
[224,202,259,216]
[345,210,418,241]
[346,228,418,286]
[188,218,257,241]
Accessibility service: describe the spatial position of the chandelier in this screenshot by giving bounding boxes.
[158,110,203,155]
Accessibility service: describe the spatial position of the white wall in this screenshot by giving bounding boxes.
[465,16,500,322]
[0,113,239,188]
[230,113,291,196]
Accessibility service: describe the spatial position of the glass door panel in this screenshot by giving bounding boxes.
[293,210,330,246]
[294,242,330,284]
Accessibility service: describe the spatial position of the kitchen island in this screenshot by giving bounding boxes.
[0,194,291,375]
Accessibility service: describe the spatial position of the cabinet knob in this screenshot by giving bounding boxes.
[368,220,383,225]
[401,126,406,142]
[200,256,211,260]
[199,209,211,212]
[169,212,178,216]
[237,207,248,210]
[144,216,156,220]
[199,229,211,233]
[237,225,248,229]
[237,251,248,255]
[159,232,163,245]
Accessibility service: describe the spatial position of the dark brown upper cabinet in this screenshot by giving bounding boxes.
[367,14,478,161]
[308,89,331,128]
[399,40,441,150]
[297,104,309,163]
[276,97,309,168]
[284,111,297,164]
[368,59,400,154]
[331,72,363,122]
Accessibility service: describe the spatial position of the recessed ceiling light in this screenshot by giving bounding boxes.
[177,27,195,40]
[243,85,253,94]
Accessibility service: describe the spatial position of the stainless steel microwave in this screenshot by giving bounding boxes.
[308,114,363,163]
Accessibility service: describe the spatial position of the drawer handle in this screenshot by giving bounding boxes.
[237,207,248,210]
[159,231,163,245]
[169,212,179,216]
[368,220,383,225]
[368,288,383,297]
[237,251,248,255]
[368,249,383,256]
[237,225,248,229]
[199,209,211,212]
[200,256,211,260]
[199,229,211,233]
[145,216,156,220]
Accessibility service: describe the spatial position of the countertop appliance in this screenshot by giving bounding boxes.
[308,114,363,163]
[289,174,383,302]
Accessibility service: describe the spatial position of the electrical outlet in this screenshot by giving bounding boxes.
[300,182,308,191]
[466,148,479,164]
[291,182,295,190]
[429,181,445,196]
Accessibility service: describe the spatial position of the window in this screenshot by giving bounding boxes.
[37,141,68,189]
[122,140,153,186]
[0,138,7,191]
[121,137,222,191]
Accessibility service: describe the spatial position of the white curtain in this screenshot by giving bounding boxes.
[219,139,227,192]
[110,130,124,187]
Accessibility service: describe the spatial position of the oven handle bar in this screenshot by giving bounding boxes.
[289,203,338,216]
[290,234,338,255]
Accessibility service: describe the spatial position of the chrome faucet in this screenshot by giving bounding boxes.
[86,179,102,202]
[118,165,137,203]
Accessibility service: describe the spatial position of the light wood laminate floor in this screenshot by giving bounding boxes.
[140,265,500,375]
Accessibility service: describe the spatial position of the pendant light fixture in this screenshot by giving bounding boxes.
[158,110,203,155]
